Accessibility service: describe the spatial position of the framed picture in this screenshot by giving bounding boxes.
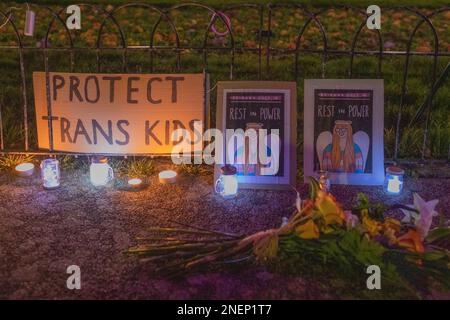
[215,81,297,190]
[304,79,384,185]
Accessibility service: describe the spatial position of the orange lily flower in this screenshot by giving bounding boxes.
[314,191,345,226]
[295,220,320,239]
[383,218,401,244]
[398,229,425,253]
[384,218,401,233]
[361,214,382,237]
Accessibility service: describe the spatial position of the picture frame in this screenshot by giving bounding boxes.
[304,79,384,185]
[215,81,297,190]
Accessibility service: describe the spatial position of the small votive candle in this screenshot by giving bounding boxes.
[159,170,177,184]
[384,166,405,195]
[128,178,143,188]
[15,163,35,177]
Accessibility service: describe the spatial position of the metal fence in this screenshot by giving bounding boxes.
[0,3,449,161]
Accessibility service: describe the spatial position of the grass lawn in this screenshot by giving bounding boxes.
[10,1,450,8]
[0,0,450,159]
[0,1,449,161]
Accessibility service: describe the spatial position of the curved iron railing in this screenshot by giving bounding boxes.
[0,3,448,161]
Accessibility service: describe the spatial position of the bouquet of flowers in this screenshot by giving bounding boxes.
[128,178,450,297]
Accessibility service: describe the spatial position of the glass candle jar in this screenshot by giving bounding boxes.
[40,158,60,189]
[90,156,114,186]
[384,166,404,195]
[215,165,238,199]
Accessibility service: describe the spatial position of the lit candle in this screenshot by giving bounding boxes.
[90,156,114,186]
[215,165,238,199]
[387,176,401,194]
[40,158,60,189]
[128,178,143,188]
[15,163,35,177]
[384,166,404,195]
[159,170,177,184]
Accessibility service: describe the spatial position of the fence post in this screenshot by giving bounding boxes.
[43,48,54,152]
[0,102,3,151]
[266,4,272,78]
[19,48,29,151]
[258,4,264,80]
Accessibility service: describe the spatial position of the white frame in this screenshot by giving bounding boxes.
[215,81,297,190]
[304,79,384,185]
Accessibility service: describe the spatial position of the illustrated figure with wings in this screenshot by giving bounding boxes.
[316,120,369,173]
[233,123,275,176]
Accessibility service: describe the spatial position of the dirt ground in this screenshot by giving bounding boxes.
[0,163,449,300]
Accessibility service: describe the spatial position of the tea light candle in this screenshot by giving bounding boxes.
[128,178,143,188]
[15,163,35,177]
[159,170,177,184]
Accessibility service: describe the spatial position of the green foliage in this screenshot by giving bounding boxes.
[0,3,448,160]
[308,176,321,200]
[48,155,157,178]
[58,155,76,170]
[383,249,450,295]
[276,230,420,299]
[116,157,155,178]
[14,1,450,6]
[335,230,385,267]
[426,227,450,244]
[276,227,450,299]
[179,162,212,176]
[58,155,90,171]
[127,180,450,298]
[352,193,385,221]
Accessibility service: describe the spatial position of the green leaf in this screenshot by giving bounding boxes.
[421,251,447,261]
[426,227,450,243]
[309,176,320,200]
[337,229,385,266]
[438,211,446,228]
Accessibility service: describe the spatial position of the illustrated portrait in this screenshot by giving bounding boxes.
[317,120,369,173]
